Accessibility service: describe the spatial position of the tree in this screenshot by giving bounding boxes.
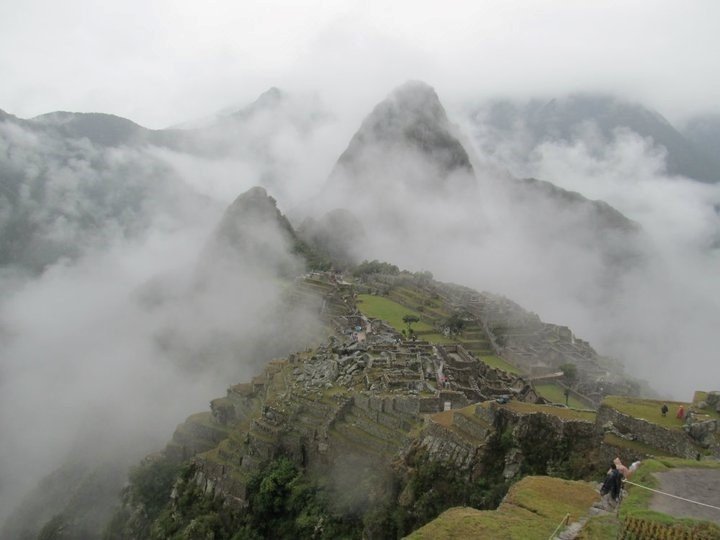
[559,363,577,386]
[352,260,400,278]
[444,313,466,336]
[402,314,420,335]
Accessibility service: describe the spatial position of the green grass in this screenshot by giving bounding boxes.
[535,382,588,409]
[602,396,692,430]
[357,294,455,344]
[407,476,599,540]
[618,458,720,533]
[480,355,521,374]
[577,514,620,539]
[480,400,596,422]
[602,433,674,458]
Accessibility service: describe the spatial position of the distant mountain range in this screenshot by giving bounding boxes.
[4,82,718,277]
[470,94,720,183]
[3,83,717,539]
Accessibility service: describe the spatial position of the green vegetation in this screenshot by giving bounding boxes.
[559,362,578,385]
[104,458,183,539]
[127,459,182,522]
[352,259,400,278]
[402,313,421,335]
[577,514,620,539]
[602,433,673,458]
[357,293,505,353]
[482,400,596,422]
[443,312,466,335]
[535,382,588,409]
[292,237,331,271]
[357,294,436,334]
[408,476,599,540]
[602,396,692,430]
[385,452,510,537]
[240,458,361,539]
[480,355,521,374]
[612,458,720,538]
[110,458,364,540]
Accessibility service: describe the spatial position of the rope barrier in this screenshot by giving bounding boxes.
[547,512,570,540]
[624,480,720,512]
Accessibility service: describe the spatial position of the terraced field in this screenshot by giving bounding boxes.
[408,476,600,539]
[357,286,522,373]
[535,382,589,409]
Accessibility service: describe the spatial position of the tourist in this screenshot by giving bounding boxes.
[661,403,668,417]
[676,405,685,420]
[610,457,629,478]
[600,463,623,506]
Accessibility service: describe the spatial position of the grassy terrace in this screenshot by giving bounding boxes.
[602,433,674,458]
[535,382,588,409]
[479,400,597,422]
[480,354,521,374]
[578,458,720,539]
[357,292,522,373]
[408,476,599,539]
[602,396,694,430]
[357,294,450,342]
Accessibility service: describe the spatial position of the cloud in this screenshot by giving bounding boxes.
[458,118,720,397]
[1,1,720,126]
[1,55,720,531]
[0,117,328,528]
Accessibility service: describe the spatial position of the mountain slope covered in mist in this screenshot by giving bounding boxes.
[331,80,474,187]
[318,81,644,282]
[470,94,720,183]
[0,87,331,275]
[199,185,329,280]
[2,81,718,540]
[0,112,211,274]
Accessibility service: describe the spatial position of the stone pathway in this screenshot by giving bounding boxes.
[554,490,620,539]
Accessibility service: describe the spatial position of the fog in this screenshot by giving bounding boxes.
[0,115,327,529]
[2,1,720,127]
[2,82,720,531]
[450,119,720,396]
[1,1,719,534]
[311,102,720,401]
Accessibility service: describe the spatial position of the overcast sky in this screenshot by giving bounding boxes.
[1,0,719,128]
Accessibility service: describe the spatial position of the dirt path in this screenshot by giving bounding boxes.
[649,469,720,525]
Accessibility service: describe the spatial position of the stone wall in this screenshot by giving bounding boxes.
[596,405,702,459]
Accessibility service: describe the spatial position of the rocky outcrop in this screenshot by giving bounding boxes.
[419,401,599,481]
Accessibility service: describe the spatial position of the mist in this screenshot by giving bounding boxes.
[289,83,720,402]
[0,112,328,530]
[1,2,720,535]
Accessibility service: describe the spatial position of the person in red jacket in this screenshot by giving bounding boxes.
[676,405,685,420]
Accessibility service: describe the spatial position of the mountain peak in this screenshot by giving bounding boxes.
[333,81,474,183]
[198,186,313,280]
[220,186,280,232]
[229,87,287,121]
[386,80,444,114]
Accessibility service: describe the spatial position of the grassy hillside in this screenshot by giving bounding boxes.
[407,476,599,539]
[357,291,522,373]
[580,458,720,539]
[535,382,589,409]
[357,294,439,335]
[602,396,693,430]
